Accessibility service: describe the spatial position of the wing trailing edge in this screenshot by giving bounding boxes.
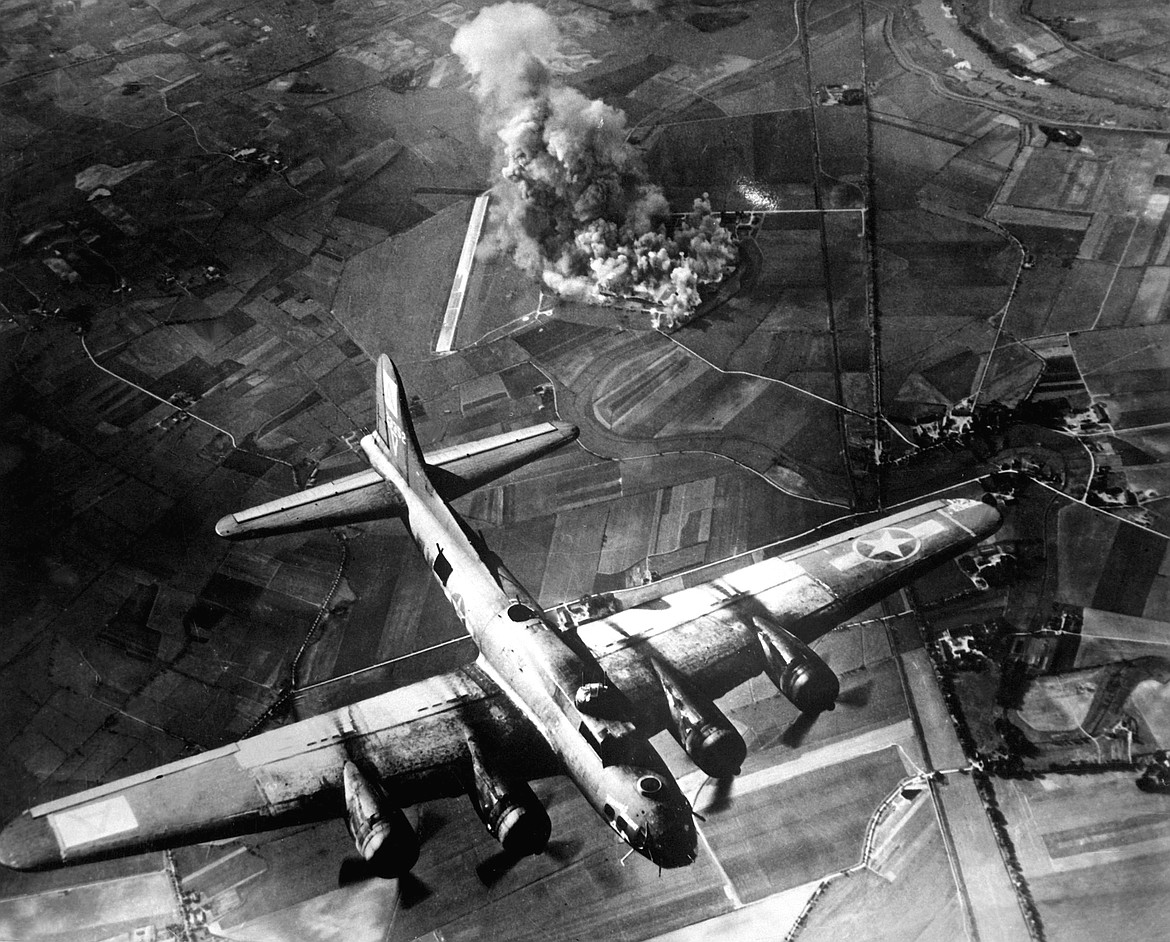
[216,418,577,541]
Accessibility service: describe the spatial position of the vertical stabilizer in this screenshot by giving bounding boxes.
[375,355,428,491]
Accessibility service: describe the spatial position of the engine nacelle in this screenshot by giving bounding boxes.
[752,617,840,715]
[342,760,419,877]
[652,660,746,778]
[466,735,551,857]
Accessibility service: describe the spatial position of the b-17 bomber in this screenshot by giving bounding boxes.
[0,357,1001,878]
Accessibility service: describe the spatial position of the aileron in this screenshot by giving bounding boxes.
[29,742,241,818]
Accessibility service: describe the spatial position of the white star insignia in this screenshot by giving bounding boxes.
[854,528,920,562]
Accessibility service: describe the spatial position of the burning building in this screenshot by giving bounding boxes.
[451,3,738,329]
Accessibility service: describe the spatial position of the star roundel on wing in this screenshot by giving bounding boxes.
[852,527,921,563]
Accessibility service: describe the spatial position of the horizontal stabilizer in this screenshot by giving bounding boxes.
[426,420,577,501]
[215,468,401,539]
[216,421,577,540]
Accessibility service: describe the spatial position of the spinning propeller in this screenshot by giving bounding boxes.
[475,837,581,888]
[338,858,433,906]
[775,675,871,747]
[338,808,444,905]
[696,775,736,815]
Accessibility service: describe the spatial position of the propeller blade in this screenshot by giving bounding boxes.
[338,855,376,888]
[543,837,581,864]
[779,711,819,748]
[477,835,576,887]
[415,807,445,843]
[706,776,735,814]
[837,678,872,708]
[338,856,433,906]
[692,775,735,815]
[476,849,520,888]
[399,871,433,908]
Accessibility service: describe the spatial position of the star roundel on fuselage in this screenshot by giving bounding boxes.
[852,527,921,563]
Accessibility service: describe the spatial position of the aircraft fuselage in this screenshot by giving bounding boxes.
[360,433,697,867]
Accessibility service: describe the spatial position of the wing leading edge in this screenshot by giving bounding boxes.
[0,666,555,871]
[576,497,1001,728]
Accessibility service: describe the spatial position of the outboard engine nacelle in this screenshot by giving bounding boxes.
[466,735,551,857]
[751,616,840,714]
[652,660,746,778]
[343,760,419,877]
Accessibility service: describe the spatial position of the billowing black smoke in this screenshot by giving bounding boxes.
[451,2,737,329]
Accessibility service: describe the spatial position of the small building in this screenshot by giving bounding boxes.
[1039,126,1083,147]
[817,84,865,106]
[940,629,974,660]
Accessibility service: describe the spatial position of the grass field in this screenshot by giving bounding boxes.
[1072,325,1170,436]
[1015,668,1104,733]
[1076,608,1170,668]
[675,221,859,403]
[0,869,177,942]
[1054,500,1170,620]
[331,199,472,362]
[645,111,817,209]
[457,254,542,348]
[799,795,967,942]
[1131,678,1170,749]
[999,772,1170,942]
[520,317,853,502]
[699,747,907,903]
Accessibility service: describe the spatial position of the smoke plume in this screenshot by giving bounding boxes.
[451,3,737,329]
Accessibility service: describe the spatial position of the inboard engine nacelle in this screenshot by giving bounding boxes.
[652,659,746,778]
[751,615,840,714]
[465,735,551,857]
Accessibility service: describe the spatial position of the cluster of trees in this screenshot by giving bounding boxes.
[973,771,1048,941]
[924,634,981,758]
[782,878,835,942]
[925,623,1047,937]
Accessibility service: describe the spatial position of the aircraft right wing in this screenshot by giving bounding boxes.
[0,665,557,872]
[575,497,1001,731]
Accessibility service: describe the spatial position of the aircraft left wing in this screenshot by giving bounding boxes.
[0,666,555,871]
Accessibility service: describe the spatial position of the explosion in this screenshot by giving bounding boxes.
[451,3,738,329]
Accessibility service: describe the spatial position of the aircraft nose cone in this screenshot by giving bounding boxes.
[648,807,698,869]
[650,830,698,868]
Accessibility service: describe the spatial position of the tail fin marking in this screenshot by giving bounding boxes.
[375,355,429,492]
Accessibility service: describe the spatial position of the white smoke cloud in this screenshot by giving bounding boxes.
[450,2,561,105]
[451,3,737,329]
